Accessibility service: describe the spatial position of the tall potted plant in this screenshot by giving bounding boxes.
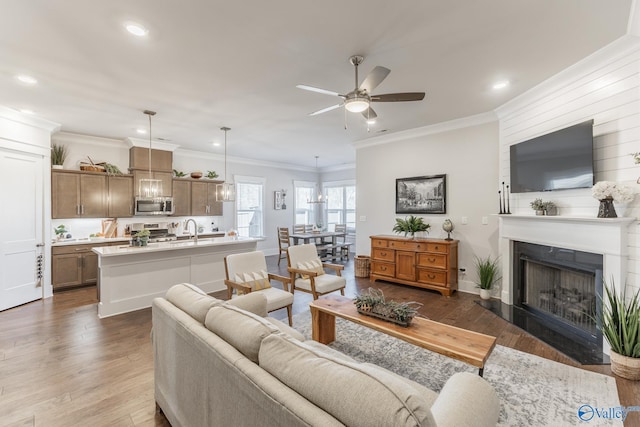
[475,255,501,300]
[600,280,640,380]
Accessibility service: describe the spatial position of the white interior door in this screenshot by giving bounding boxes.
[0,148,44,311]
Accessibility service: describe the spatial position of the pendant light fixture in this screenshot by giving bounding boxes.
[216,126,235,202]
[307,155,326,204]
[138,110,163,198]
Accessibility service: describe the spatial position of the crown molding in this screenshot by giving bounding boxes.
[174,147,324,172]
[52,131,128,148]
[495,35,640,119]
[352,111,497,150]
[125,137,180,152]
[0,106,61,133]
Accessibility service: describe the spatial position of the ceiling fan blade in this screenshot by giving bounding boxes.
[296,85,341,97]
[309,104,342,116]
[371,92,426,102]
[359,66,391,93]
[361,107,377,120]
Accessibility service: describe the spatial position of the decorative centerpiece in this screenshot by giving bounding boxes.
[353,288,422,327]
[592,181,634,218]
[133,229,150,247]
[392,215,430,239]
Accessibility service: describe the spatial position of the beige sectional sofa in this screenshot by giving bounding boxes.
[152,283,500,427]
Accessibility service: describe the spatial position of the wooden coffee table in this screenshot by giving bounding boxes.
[309,295,497,376]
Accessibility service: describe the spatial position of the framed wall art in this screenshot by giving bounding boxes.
[274,190,287,210]
[396,174,446,214]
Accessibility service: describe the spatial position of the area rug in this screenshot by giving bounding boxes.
[292,312,623,426]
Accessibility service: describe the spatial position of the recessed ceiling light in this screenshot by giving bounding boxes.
[136,128,147,134]
[20,109,35,115]
[213,142,221,147]
[366,119,376,125]
[16,75,38,85]
[125,23,148,37]
[492,80,510,90]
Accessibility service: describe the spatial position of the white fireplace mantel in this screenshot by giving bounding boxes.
[498,214,635,354]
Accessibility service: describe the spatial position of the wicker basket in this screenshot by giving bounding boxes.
[354,255,371,278]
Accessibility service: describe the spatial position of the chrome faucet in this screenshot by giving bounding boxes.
[185,219,198,242]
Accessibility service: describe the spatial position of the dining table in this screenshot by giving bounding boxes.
[289,231,347,261]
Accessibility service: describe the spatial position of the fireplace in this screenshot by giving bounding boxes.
[497,214,633,364]
[513,241,603,349]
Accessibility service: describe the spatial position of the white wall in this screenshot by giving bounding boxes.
[496,36,640,297]
[355,117,500,294]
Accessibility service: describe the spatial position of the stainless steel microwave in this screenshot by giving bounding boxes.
[134,197,174,216]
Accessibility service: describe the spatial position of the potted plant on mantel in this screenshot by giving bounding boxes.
[475,255,501,300]
[600,280,640,380]
[392,215,430,239]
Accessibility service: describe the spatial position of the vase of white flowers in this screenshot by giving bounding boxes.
[592,181,634,218]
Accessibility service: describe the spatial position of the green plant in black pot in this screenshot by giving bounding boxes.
[392,215,430,238]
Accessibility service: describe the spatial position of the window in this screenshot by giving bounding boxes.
[235,176,264,237]
[324,181,356,232]
[294,180,316,225]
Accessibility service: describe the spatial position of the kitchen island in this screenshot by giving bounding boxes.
[92,236,260,318]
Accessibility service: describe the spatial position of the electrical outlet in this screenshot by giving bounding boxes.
[482,216,488,225]
[461,216,468,225]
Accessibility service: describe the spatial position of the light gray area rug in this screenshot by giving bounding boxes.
[292,311,622,427]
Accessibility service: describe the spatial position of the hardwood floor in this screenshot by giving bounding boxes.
[0,255,637,426]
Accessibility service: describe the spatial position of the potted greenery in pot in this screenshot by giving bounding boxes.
[475,255,501,300]
[600,280,640,380]
[392,215,430,239]
[134,229,151,247]
[530,198,545,216]
[51,143,68,169]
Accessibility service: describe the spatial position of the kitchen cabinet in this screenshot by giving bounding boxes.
[132,170,173,197]
[172,179,191,216]
[370,235,458,296]
[129,147,173,171]
[52,170,107,219]
[191,180,223,216]
[107,175,134,217]
[51,241,123,290]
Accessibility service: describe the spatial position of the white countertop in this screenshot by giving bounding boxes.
[92,236,262,257]
[52,237,130,247]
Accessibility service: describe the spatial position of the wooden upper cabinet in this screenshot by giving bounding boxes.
[52,170,106,218]
[191,181,223,216]
[129,147,172,171]
[108,175,133,217]
[172,179,191,216]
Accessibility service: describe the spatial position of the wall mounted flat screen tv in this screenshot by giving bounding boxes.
[510,120,594,193]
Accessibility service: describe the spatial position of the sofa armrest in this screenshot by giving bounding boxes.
[430,372,499,427]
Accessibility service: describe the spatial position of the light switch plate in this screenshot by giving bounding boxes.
[359,216,367,222]
[461,216,468,225]
[482,216,488,225]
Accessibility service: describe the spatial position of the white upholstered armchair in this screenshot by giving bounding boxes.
[224,250,294,325]
[287,244,346,300]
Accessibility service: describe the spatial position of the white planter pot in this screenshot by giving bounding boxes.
[52,164,64,169]
[479,289,491,300]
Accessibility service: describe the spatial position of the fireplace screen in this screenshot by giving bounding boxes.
[523,259,597,336]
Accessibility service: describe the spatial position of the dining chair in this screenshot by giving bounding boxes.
[277,227,291,266]
[293,224,306,234]
[334,224,352,259]
[287,243,346,300]
[224,250,294,325]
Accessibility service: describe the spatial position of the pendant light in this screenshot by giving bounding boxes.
[307,156,326,204]
[138,110,163,198]
[216,126,235,202]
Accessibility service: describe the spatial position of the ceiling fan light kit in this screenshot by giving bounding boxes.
[298,54,425,123]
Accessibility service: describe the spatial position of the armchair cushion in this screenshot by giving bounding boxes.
[234,270,272,294]
[226,292,268,317]
[295,273,346,294]
[297,259,325,279]
[259,287,294,313]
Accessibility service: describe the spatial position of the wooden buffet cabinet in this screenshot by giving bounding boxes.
[370,235,458,296]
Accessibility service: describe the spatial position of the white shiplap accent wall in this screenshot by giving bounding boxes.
[496,37,640,295]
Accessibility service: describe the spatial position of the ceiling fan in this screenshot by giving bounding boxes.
[297,55,425,121]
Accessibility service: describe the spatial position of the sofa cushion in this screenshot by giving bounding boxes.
[234,270,271,294]
[259,334,436,427]
[226,292,268,317]
[165,283,221,324]
[205,304,279,363]
[265,317,305,341]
